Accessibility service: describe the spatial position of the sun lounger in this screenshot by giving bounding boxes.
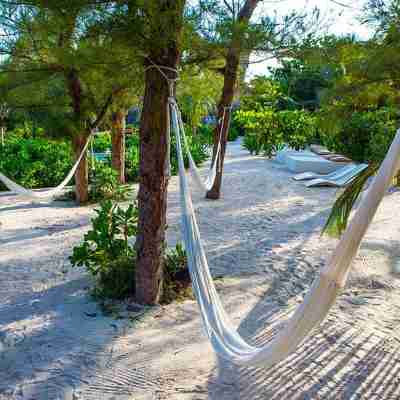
[285,154,348,174]
[275,148,317,164]
[305,163,369,187]
[322,154,352,163]
[293,163,364,181]
[309,144,331,155]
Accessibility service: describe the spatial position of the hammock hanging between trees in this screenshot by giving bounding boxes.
[177,104,231,192]
[0,135,92,201]
[169,92,400,367]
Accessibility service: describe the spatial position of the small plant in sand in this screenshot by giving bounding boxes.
[89,163,131,202]
[70,200,191,303]
[70,200,138,299]
[162,242,192,304]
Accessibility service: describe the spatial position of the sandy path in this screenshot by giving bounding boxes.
[1,139,400,399]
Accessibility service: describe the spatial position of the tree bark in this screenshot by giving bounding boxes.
[72,134,89,204]
[111,110,126,184]
[135,0,185,305]
[206,0,260,200]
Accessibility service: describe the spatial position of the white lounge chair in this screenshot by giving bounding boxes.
[275,148,317,164]
[293,163,366,181]
[285,154,348,174]
[305,163,369,187]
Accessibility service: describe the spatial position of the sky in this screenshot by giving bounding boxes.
[247,0,372,78]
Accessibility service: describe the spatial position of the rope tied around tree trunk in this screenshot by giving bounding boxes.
[144,62,180,177]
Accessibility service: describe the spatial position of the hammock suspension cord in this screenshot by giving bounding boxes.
[179,104,232,192]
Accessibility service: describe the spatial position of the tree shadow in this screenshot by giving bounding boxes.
[0,276,163,399]
[0,201,77,213]
[0,220,89,246]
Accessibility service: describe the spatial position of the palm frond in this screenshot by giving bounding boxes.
[322,163,380,238]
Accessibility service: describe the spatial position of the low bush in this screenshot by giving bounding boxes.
[277,110,317,150]
[0,135,73,191]
[170,130,210,175]
[70,200,138,299]
[70,200,191,303]
[125,134,140,182]
[162,242,192,304]
[236,109,317,157]
[227,125,240,142]
[242,132,263,155]
[317,107,399,163]
[92,132,111,152]
[1,123,210,193]
[89,162,131,202]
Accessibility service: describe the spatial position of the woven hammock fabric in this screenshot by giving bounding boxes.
[171,95,400,367]
[177,105,230,192]
[0,135,92,201]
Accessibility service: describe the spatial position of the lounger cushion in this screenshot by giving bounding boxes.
[275,149,317,164]
[286,154,347,174]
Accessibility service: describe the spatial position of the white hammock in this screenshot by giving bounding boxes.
[171,96,400,367]
[177,105,230,192]
[0,135,92,201]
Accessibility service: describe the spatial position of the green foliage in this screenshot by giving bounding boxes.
[317,107,399,163]
[70,200,191,302]
[170,128,210,174]
[177,66,223,133]
[162,242,192,304]
[125,134,140,183]
[70,200,138,300]
[236,109,316,157]
[0,134,73,190]
[278,110,317,150]
[241,77,284,111]
[242,133,264,155]
[92,133,112,152]
[0,126,209,193]
[197,123,214,145]
[227,125,240,142]
[89,163,131,202]
[236,109,280,157]
[322,164,380,237]
[270,59,337,110]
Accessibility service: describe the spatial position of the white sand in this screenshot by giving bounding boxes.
[1,139,400,399]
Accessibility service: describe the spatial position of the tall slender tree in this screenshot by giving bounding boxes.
[195,0,321,199]
[121,0,187,304]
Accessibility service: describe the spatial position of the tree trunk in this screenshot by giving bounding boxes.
[72,134,89,204]
[135,0,185,305]
[206,0,260,200]
[111,110,126,184]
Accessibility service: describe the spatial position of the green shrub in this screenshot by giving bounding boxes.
[0,125,209,193]
[70,200,138,299]
[198,124,214,145]
[170,129,210,175]
[242,132,263,155]
[236,109,317,157]
[317,107,399,163]
[227,125,240,142]
[89,163,131,202]
[236,109,283,157]
[0,135,73,191]
[125,134,140,182]
[70,200,191,303]
[162,242,192,304]
[92,132,111,152]
[277,110,317,150]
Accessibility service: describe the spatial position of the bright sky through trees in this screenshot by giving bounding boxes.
[247,0,372,78]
